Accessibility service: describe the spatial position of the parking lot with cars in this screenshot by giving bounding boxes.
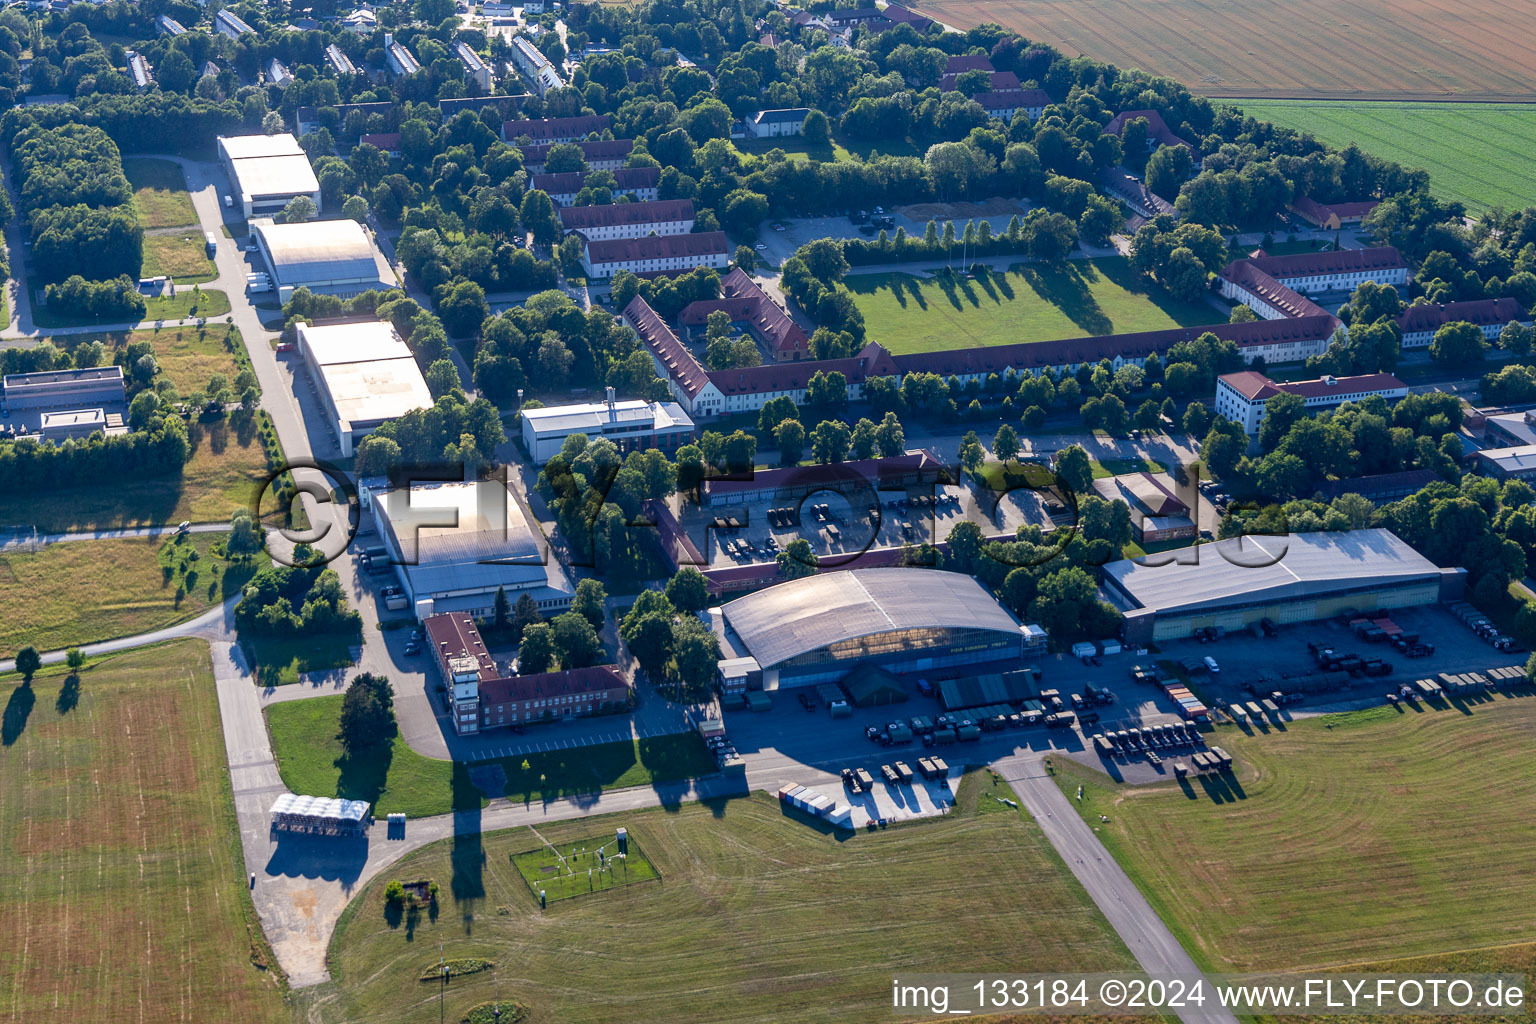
[679,482,1040,569]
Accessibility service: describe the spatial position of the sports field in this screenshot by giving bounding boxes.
[845,259,1221,355]
[304,776,1134,1024]
[1234,101,1536,214]
[0,642,287,1023]
[1057,699,1536,972]
[913,0,1536,101]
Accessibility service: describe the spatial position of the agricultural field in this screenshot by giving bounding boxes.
[123,156,198,229]
[846,258,1221,355]
[302,779,1134,1024]
[1056,699,1536,972]
[1233,101,1536,214]
[912,0,1536,101]
[0,532,255,654]
[0,642,288,1023]
[266,693,716,818]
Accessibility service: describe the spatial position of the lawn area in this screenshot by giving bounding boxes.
[304,776,1133,1024]
[0,642,288,1022]
[1055,698,1536,973]
[123,156,198,228]
[142,230,217,283]
[242,629,357,687]
[1091,456,1165,478]
[265,694,718,818]
[0,413,270,531]
[845,258,1222,355]
[1234,101,1536,214]
[0,532,256,654]
[510,834,660,901]
[145,286,231,321]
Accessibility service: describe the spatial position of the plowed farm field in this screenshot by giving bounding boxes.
[914,0,1536,101]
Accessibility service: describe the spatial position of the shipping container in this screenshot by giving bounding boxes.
[956,724,982,741]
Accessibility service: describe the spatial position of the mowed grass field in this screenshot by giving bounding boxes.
[912,0,1536,101]
[305,778,1134,1024]
[0,533,252,654]
[846,258,1221,355]
[123,157,198,229]
[266,693,717,818]
[143,230,218,283]
[1234,101,1536,214]
[1056,699,1536,973]
[0,642,287,1023]
[0,327,269,532]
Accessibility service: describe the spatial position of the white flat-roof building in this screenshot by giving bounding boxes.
[520,389,695,463]
[456,40,492,90]
[250,217,392,303]
[2,365,125,411]
[218,134,321,220]
[296,321,433,456]
[1474,444,1536,481]
[369,477,576,620]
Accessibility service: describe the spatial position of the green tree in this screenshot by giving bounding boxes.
[511,592,542,643]
[550,612,601,669]
[571,578,607,631]
[338,673,394,754]
[1430,321,1489,366]
[777,538,819,580]
[277,195,318,223]
[14,646,40,682]
[1258,391,1306,452]
[802,109,831,146]
[811,419,851,463]
[775,418,805,464]
[492,585,511,628]
[1054,444,1093,496]
[672,616,721,693]
[424,358,463,399]
[65,648,85,670]
[993,423,1020,462]
[875,412,905,457]
[665,567,710,614]
[958,430,985,473]
[518,622,557,673]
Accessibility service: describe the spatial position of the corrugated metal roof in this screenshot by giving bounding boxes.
[256,219,381,286]
[1103,528,1441,616]
[721,567,1022,669]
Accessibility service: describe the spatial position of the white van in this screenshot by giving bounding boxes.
[1203,655,1221,674]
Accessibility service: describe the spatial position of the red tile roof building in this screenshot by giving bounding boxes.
[559,198,695,240]
[1215,370,1407,434]
[1104,109,1197,156]
[517,138,634,173]
[1221,246,1408,325]
[424,611,630,734]
[944,54,995,74]
[582,230,730,279]
[531,166,661,206]
[1290,197,1380,230]
[1395,298,1528,349]
[501,114,612,144]
[678,267,810,362]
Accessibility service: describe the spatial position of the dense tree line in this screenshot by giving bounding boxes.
[7,122,141,283]
[43,274,146,322]
[236,561,362,636]
[0,414,190,489]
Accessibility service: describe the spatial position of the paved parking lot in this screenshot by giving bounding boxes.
[788,767,960,829]
[677,481,1042,570]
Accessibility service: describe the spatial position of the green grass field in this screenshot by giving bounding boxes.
[1092,457,1166,478]
[1235,101,1536,214]
[0,642,287,1022]
[123,157,198,229]
[302,776,1133,1024]
[142,230,218,283]
[0,533,254,654]
[265,694,717,818]
[846,259,1222,355]
[510,834,660,901]
[145,286,231,321]
[1056,699,1536,973]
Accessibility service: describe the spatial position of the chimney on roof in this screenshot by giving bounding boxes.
[605,385,616,409]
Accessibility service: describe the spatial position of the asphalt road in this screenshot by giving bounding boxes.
[994,753,1241,1024]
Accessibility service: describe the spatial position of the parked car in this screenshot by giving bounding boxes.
[1203,655,1221,674]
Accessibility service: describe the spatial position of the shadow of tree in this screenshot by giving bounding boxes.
[1016,263,1111,335]
[55,673,80,714]
[3,683,35,745]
